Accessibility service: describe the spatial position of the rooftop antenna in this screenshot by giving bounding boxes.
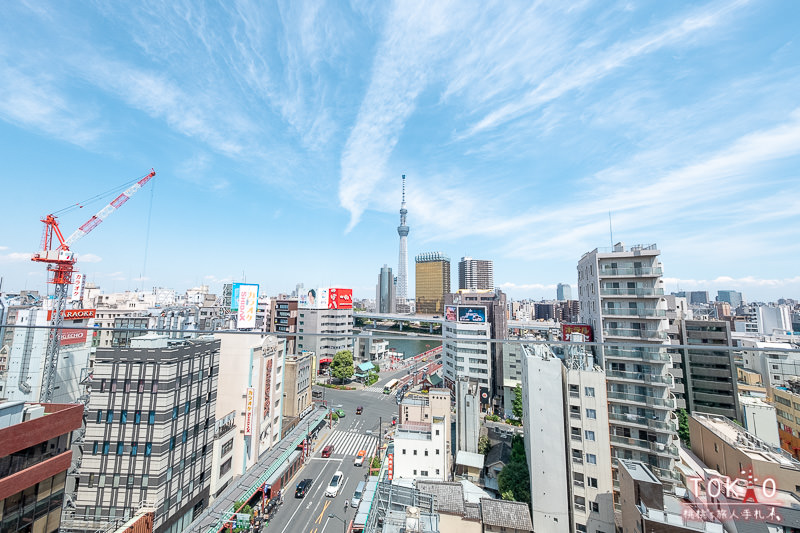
[608,210,614,248]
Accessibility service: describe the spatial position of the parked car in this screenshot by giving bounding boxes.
[325,471,344,497]
[295,478,312,498]
[351,480,366,508]
[356,406,363,415]
[335,408,346,418]
[354,449,367,467]
[321,445,334,458]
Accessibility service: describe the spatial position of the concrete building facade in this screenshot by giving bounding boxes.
[458,257,494,291]
[282,353,311,420]
[393,418,448,481]
[578,242,678,490]
[376,264,396,314]
[296,307,353,375]
[268,298,298,354]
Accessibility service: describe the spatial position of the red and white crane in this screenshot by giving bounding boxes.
[31,169,156,402]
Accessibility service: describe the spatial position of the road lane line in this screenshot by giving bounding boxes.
[316,500,331,524]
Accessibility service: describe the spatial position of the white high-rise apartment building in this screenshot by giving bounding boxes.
[520,344,615,533]
[578,243,678,490]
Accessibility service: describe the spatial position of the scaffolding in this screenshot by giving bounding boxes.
[364,481,437,532]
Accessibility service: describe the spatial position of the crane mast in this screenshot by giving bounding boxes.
[31,169,156,402]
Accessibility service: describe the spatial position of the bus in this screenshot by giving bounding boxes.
[383,379,400,394]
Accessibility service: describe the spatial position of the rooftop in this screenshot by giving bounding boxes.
[455,451,485,470]
[479,498,533,531]
[416,481,465,515]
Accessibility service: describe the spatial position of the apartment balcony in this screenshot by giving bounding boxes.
[604,328,668,340]
[604,347,671,362]
[608,412,677,432]
[599,267,663,277]
[607,391,676,409]
[610,435,678,457]
[606,370,673,386]
[600,288,664,297]
[602,307,666,318]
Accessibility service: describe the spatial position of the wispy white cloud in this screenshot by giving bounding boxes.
[0,252,31,263]
[76,253,102,263]
[499,282,558,291]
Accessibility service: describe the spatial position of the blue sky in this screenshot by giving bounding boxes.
[1,1,799,303]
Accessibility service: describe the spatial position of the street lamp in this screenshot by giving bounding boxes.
[329,513,347,533]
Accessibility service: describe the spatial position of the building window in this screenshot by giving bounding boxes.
[138,379,145,393]
[413,450,417,455]
[588,477,598,488]
[88,473,95,488]
[183,430,188,443]
[714,443,718,452]
[116,442,124,455]
[185,403,190,414]
[585,409,596,419]
[173,406,178,419]
[170,437,176,450]
[113,474,120,488]
[591,502,599,512]
[120,410,128,424]
[421,470,429,476]
[149,411,156,424]
[131,442,138,456]
[110,379,117,392]
[93,441,99,455]
[584,387,595,397]
[436,449,440,455]
[436,469,440,475]
[584,430,595,441]
[145,442,152,456]
[127,475,134,488]
[586,454,597,464]
[124,380,131,393]
[96,410,102,424]
[134,410,141,424]
[142,474,149,487]
[413,470,417,475]
[100,379,106,392]
[152,380,158,392]
[106,410,113,423]
[102,441,110,455]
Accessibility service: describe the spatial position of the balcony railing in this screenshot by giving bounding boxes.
[608,412,677,432]
[610,435,678,456]
[604,328,668,340]
[599,267,663,277]
[605,370,673,386]
[607,391,676,409]
[600,287,664,296]
[602,307,666,318]
[604,346,671,362]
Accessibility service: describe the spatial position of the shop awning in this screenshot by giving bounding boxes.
[319,358,332,364]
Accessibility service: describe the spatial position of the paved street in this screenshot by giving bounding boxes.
[264,382,401,533]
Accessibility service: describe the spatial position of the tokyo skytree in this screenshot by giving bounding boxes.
[396,174,409,309]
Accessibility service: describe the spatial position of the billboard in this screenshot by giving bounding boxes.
[236,284,259,329]
[263,359,273,419]
[561,323,593,342]
[328,288,353,309]
[59,329,88,346]
[299,287,329,309]
[71,273,85,302]
[445,306,457,321]
[48,308,96,321]
[244,387,255,436]
[457,306,486,323]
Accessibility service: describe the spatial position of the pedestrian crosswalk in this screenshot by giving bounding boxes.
[363,385,395,394]
[322,430,379,458]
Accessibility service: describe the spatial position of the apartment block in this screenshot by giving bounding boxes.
[770,379,800,459]
[77,337,220,533]
[282,353,311,420]
[296,306,353,375]
[393,418,448,481]
[458,257,494,291]
[399,389,451,470]
[578,242,678,490]
[269,298,298,354]
[0,402,82,533]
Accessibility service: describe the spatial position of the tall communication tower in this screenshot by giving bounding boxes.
[396,175,410,311]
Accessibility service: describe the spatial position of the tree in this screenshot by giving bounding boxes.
[478,435,491,455]
[498,436,530,505]
[677,408,691,446]
[330,350,354,383]
[512,384,524,420]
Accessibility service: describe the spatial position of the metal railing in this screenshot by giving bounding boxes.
[599,267,663,276]
[607,391,676,409]
[604,328,668,340]
[602,307,666,317]
[600,288,664,296]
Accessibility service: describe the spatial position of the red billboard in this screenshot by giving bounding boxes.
[561,323,593,342]
[59,329,88,346]
[387,453,394,480]
[328,288,353,309]
[48,308,96,321]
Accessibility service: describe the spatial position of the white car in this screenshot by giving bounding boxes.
[325,471,344,497]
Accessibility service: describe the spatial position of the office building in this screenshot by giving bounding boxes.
[688,291,709,305]
[268,298,298,354]
[442,317,491,393]
[678,319,740,422]
[458,257,494,291]
[415,252,450,315]
[739,338,800,388]
[396,175,410,312]
[557,283,572,301]
[77,337,220,533]
[520,344,615,533]
[376,264,396,314]
[716,290,743,309]
[296,288,354,374]
[578,242,678,489]
[282,353,311,420]
[0,402,82,533]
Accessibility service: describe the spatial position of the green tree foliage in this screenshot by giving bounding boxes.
[478,435,491,455]
[677,408,691,446]
[498,435,530,505]
[512,384,524,420]
[366,370,379,386]
[330,350,355,383]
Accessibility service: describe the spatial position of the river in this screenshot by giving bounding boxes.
[385,337,442,360]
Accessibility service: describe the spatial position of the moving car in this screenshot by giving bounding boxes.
[321,445,334,458]
[295,478,312,498]
[356,406,363,415]
[354,449,367,467]
[351,480,366,508]
[335,408,346,418]
[325,471,344,497]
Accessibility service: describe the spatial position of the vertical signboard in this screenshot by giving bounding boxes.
[71,273,85,302]
[237,284,259,329]
[263,359,273,419]
[444,305,457,321]
[244,387,255,436]
[387,453,394,480]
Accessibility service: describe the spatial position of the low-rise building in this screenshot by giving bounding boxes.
[282,353,311,420]
[393,418,448,481]
[770,379,800,458]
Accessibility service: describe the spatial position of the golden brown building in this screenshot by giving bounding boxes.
[415,252,450,315]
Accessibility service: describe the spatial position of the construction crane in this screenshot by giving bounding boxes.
[31,169,156,402]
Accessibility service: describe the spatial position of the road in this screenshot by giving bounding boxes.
[265,375,404,533]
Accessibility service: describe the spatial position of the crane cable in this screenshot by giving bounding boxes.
[51,172,151,216]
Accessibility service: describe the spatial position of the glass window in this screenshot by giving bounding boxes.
[152,380,158,393]
[145,442,152,456]
[110,380,117,392]
[182,430,188,443]
[93,441,98,455]
[148,410,155,424]
[116,442,124,455]
[134,411,141,424]
[142,474,149,487]
[185,403,190,414]
[106,410,113,423]
[584,387,595,397]
[102,441,110,455]
[120,410,128,424]
[131,442,138,456]
[173,406,178,419]
[138,379,145,393]
[127,475,134,487]
[167,467,173,480]
[584,430,595,441]
[124,380,131,393]
[113,474,119,488]
[585,409,596,419]
[170,437,176,450]
[586,453,597,464]
[96,410,102,424]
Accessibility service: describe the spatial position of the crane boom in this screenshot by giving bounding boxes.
[65,169,156,247]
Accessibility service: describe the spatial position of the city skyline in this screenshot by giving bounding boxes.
[1,2,799,301]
